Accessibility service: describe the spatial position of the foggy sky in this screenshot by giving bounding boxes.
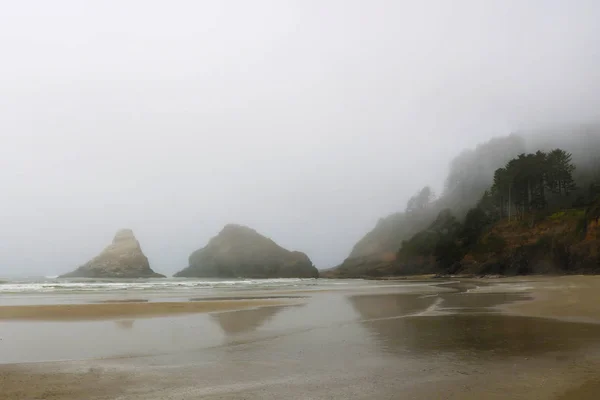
[1,1,600,276]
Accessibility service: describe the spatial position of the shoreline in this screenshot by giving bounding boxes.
[323,272,600,280]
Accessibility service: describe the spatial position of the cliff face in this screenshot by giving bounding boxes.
[174,224,319,278]
[60,229,165,278]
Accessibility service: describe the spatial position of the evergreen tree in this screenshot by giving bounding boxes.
[406,186,434,213]
[546,149,576,195]
[491,149,575,218]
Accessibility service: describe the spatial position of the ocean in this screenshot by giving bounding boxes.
[0,276,439,306]
[0,277,325,294]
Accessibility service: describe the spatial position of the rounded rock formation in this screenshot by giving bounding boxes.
[174,224,319,278]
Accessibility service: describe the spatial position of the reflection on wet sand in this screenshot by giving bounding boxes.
[349,284,531,320]
[439,291,531,310]
[115,319,135,330]
[96,299,149,303]
[347,293,437,319]
[191,296,306,302]
[349,290,600,358]
[210,305,286,335]
[367,313,600,357]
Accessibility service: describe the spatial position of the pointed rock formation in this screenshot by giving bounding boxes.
[174,224,319,278]
[60,229,165,278]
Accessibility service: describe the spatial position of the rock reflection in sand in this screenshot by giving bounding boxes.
[349,292,600,358]
[114,319,135,330]
[348,293,438,319]
[210,305,285,335]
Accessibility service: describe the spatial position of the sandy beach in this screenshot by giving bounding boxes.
[502,275,600,322]
[1,277,600,399]
[0,298,295,321]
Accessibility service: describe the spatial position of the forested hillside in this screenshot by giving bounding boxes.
[326,128,600,277]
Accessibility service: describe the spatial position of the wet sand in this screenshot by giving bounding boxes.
[556,378,600,400]
[503,275,600,322]
[2,277,600,399]
[0,299,294,321]
[0,365,132,400]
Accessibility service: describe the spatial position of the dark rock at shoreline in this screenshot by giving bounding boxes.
[174,224,318,278]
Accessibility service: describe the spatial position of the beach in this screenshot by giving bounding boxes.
[1,277,600,399]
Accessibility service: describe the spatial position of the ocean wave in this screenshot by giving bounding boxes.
[0,277,319,294]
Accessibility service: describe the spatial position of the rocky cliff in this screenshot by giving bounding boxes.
[60,229,165,278]
[326,201,600,278]
[460,204,600,275]
[174,224,319,278]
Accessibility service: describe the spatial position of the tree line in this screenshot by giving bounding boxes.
[396,147,586,274]
[491,149,576,220]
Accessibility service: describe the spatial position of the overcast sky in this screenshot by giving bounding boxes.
[1,0,599,276]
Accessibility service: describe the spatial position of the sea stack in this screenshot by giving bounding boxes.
[60,229,165,278]
[174,224,319,278]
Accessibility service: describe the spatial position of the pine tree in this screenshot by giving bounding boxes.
[491,148,575,218]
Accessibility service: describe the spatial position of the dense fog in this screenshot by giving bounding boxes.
[1,1,600,276]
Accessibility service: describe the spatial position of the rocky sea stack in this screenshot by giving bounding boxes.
[60,229,165,278]
[174,224,319,278]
